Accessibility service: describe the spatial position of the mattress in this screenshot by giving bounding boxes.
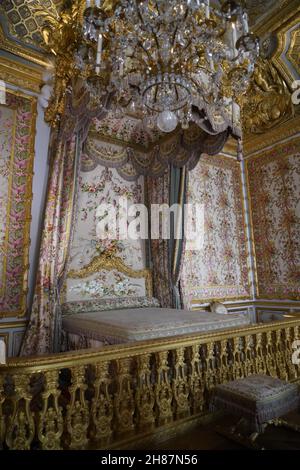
[62,307,250,346]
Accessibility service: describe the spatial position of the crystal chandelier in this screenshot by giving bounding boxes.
[79,0,260,133]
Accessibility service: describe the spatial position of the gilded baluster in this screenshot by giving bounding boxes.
[155,351,173,426]
[66,365,89,450]
[6,373,35,450]
[135,354,155,431]
[0,375,6,449]
[172,348,190,420]
[232,337,243,380]
[38,370,63,450]
[188,345,204,414]
[244,335,254,376]
[293,326,300,378]
[114,358,135,436]
[91,362,113,445]
[284,328,298,380]
[218,340,230,383]
[255,333,267,375]
[265,331,277,377]
[204,342,217,390]
[274,330,286,380]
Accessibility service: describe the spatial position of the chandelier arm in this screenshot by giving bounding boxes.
[172,24,179,50]
[174,83,179,102]
[137,40,153,65]
[152,31,162,65]
[136,1,147,26]
[154,1,161,17]
[154,83,159,104]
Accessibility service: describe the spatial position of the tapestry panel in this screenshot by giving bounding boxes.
[0,90,36,317]
[247,138,300,299]
[181,154,251,307]
[63,159,148,303]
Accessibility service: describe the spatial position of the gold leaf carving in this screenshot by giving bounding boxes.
[242,58,293,134]
[68,253,153,297]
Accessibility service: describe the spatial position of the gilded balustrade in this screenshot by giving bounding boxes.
[1,319,300,450]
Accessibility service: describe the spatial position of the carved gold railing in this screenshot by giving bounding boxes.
[1,319,300,450]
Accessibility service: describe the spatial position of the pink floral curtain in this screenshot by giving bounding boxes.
[21,133,79,356]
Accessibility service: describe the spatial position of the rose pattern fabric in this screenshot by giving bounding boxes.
[70,271,141,298]
[64,155,148,305]
[247,139,300,299]
[21,135,78,355]
[181,155,251,307]
[0,91,36,316]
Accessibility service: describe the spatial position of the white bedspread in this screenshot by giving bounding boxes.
[62,308,250,345]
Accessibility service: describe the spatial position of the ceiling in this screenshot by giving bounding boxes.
[0,0,63,51]
[0,0,289,53]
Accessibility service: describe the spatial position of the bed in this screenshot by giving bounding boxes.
[62,304,250,350]
[61,254,250,350]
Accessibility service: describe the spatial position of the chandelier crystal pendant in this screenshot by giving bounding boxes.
[80,0,260,135]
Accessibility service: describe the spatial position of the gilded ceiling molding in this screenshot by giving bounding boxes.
[0,55,43,93]
[0,24,49,67]
[253,0,300,37]
[287,28,300,77]
[0,0,64,50]
[221,136,238,157]
[242,57,293,135]
[272,13,300,87]
[250,1,300,88]
[244,113,300,156]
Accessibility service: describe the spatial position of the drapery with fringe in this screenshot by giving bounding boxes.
[21,133,80,355]
[21,83,112,356]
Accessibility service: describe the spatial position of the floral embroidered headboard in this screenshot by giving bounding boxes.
[60,152,159,315]
[60,252,159,315]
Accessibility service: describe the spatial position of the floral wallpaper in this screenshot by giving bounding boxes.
[0,90,36,317]
[181,154,251,307]
[247,138,300,300]
[64,158,148,303]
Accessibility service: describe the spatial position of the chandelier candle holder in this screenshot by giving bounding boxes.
[79,0,260,135]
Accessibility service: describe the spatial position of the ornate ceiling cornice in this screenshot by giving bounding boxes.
[272,12,300,87]
[0,0,63,51]
[0,23,49,67]
[244,111,300,156]
[0,55,43,93]
[287,27,300,78]
[252,0,300,37]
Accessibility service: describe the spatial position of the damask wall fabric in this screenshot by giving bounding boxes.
[0,90,36,317]
[181,155,251,307]
[63,154,148,305]
[247,137,300,300]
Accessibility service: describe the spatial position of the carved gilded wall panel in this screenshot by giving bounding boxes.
[181,155,251,307]
[0,89,36,318]
[247,137,300,300]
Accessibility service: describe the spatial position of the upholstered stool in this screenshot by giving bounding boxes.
[210,375,300,448]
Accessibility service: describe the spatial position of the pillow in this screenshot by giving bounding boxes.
[210,301,228,315]
[61,296,160,316]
